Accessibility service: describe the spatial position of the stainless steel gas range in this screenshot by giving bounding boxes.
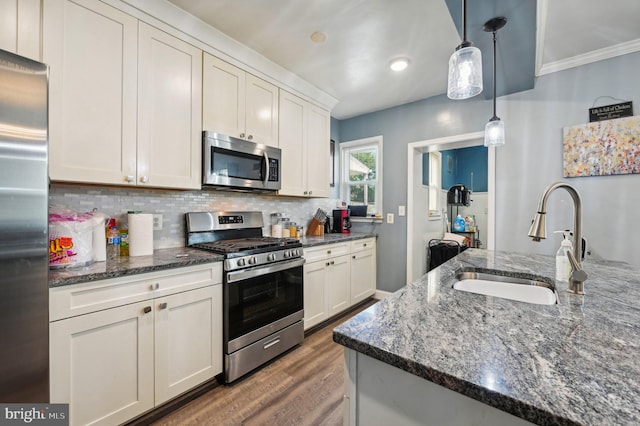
[186,211,304,383]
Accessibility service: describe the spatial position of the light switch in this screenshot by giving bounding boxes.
[387,213,394,224]
[398,205,406,216]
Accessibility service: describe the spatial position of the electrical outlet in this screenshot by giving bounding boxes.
[153,214,163,230]
[386,213,394,224]
[398,205,406,216]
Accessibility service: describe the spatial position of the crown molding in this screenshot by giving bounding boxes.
[537,38,640,76]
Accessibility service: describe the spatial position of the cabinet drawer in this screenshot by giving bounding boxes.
[50,263,222,321]
[303,242,349,263]
[351,238,376,253]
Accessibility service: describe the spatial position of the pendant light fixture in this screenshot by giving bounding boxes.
[447,0,482,100]
[483,17,507,147]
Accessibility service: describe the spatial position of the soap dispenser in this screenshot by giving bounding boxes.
[554,230,573,282]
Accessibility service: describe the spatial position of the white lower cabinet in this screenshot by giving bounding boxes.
[50,300,155,426]
[303,239,376,330]
[50,263,222,426]
[350,238,377,304]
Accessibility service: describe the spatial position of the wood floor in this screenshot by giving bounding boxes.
[151,299,377,426]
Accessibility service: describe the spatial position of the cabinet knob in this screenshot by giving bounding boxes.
[363,243,367,247]
[140,176,149,183]
[126,175,134,183]
[326,262,330,266]
[247,134,253,140]
[143,306,152,314]
[330,260,335,265]
[239,132,245,138]
[159,302,168,310]
[308,191,312,195]
[304,191,308,195]
[327,250,332,254]
[353,255,356,259]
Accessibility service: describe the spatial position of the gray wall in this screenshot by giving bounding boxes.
[337,52,640,292]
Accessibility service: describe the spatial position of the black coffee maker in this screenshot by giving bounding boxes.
[332,209,351,234]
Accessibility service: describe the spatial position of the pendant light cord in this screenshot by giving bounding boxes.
[491,30,498,120]
[462,0,467,42]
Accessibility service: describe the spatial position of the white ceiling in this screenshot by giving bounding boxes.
[168,0,640,120]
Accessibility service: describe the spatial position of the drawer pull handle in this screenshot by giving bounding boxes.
[143,306,152,314]
[159,302,168,310]
[263,337,281,350]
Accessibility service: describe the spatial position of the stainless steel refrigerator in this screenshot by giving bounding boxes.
[0,49,49,402]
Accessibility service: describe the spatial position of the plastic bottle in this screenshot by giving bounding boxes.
[119,223,129,257]
[107,225,121,259]
[554,230,573,282]
[453,214,466,232]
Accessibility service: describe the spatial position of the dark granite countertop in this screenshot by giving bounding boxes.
[300,232,377,247]
[333,249,640,425]
[49,233,376,287]
[49,247,224,287]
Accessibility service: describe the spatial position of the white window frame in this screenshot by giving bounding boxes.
[428,152,442,219]
[340,136,383,217]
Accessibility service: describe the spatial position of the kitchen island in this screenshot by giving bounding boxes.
[333,249,640,425]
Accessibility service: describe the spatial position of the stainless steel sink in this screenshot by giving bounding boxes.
[453,270,557,305]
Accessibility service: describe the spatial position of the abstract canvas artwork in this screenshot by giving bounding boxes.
[563,115,640,177]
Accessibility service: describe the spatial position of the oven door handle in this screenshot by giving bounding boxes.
[227,258,305,284]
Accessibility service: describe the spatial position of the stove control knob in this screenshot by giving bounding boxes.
[293,249,300,256]
[248,256,257,265]
[283,250,290,258]
[267,253,276,262]
[237,258,246,267]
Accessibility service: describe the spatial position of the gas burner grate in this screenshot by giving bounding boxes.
[193,237,300,254]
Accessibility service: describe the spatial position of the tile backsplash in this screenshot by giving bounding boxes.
[49,183,340,249]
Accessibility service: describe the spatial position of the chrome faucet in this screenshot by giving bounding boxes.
[528,182,587,294]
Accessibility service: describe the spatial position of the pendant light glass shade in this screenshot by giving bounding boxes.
[447,0,482,100]
[447,46,483,99]
[484,117,505,147]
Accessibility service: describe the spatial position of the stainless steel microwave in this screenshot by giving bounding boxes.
[202,132,281,192]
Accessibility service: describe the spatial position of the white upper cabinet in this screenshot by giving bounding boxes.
[44,0,202,189]
[203,53,279,147]
[0,0,41,60]
[279,89,330,197]
[44,0,138,185]
[137,22,202,189]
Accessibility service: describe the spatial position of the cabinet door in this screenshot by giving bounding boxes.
[0,0,41,60]
[278,90,307,196]
[50,300,154,426]
[303,260,327,330]
[202,54,245,139]
[44,0,138,185]
[306,104,331,197]
[326,254,351,317]
[137,23,202,189]
[245,73,279,147]
[154,284,222,405]
[351,249,376,304]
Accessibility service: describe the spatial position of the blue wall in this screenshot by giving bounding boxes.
[440,146,488,192]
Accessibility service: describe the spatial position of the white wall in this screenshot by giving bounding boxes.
[496,52,640,268]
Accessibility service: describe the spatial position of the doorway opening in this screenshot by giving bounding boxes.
[406,131,495,284]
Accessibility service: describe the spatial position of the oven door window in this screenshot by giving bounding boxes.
[226,265,303,342]
[211,147,264,181]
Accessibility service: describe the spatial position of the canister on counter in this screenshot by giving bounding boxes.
[270,212,283,237]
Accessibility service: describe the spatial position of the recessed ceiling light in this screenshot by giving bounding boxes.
[310,31,327,44]
[390,57,409,72]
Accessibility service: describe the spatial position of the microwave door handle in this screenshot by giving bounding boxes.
[263,151,269,186]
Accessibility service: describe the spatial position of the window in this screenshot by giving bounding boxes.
[340,136,383,216]
[428,152,441,217]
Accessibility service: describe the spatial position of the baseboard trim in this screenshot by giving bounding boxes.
[374,289,392,299]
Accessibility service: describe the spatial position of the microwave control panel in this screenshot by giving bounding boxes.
[268,158,279,182]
